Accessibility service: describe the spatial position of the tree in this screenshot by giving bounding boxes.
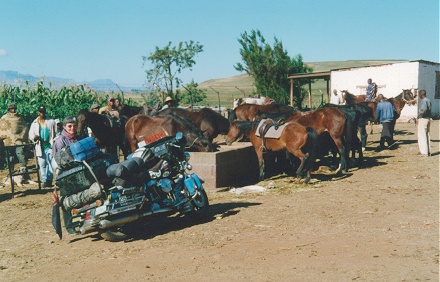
[181,80,207,106]
[143,41,204,104]
[234,29,312,108]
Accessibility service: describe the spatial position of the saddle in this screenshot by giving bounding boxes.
[255,119,288,151]
[258,119,277,137]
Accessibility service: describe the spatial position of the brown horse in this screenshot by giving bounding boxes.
[125,114,215,153]
[76,109,131,158]
[155,107,230,143]
[225,121,318,183]
[229,103,295,122]
[368,90,417,135]
[281,107,349,174]
[376,90,417,119]
[341,90,367,105]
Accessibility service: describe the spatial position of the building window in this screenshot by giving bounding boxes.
[435,71,440,99]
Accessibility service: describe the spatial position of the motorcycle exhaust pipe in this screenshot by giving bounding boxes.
[79,220,98,235]
[98,207,172,230]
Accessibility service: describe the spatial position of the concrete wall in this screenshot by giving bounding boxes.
[189,143,260,190]
[417,62,440,117]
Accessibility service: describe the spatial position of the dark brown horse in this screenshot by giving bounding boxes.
[125,114,215,153]
[155,107,231,143]
[225,121,318,183]
[118,104,160,119]
[76,109,131,158]
[229,103,295,122]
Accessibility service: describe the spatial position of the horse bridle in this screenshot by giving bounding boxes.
[401,90,417,105]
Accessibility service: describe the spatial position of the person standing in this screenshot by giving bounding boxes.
[90,103,100,113]
[0,103,29,170]
[417,89,432,156]
[330,89,343,105]
[161,96,175,110]
[375,98,395,151]
[366,78,378,102]
[99,97,119,119]
[29,105,57,187]
[114,98,121,109]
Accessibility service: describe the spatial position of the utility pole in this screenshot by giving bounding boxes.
[235,86,246,97]
[115,84,125,103]
[209,86,221,113]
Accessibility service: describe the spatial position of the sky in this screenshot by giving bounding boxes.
[1,0,439,89]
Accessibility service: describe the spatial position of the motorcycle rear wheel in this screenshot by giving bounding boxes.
[186,189,209,219]
[100,228,128,242]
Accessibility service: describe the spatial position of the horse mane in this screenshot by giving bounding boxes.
[342,91,356,105]
[234,121,255,137]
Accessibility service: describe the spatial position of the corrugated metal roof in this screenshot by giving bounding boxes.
[287,60,439,79]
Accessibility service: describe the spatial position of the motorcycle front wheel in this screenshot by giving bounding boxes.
[186,189,209,219]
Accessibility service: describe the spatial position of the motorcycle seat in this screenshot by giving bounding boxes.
[106,157,145,179]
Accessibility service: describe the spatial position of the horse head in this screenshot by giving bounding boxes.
[225,122,243,145]
[233,98,243,109]
[401,89,417,105]
[76,109,90,138]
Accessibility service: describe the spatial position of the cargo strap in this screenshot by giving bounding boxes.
[81,160,105,196]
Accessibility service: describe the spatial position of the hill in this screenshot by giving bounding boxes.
[0,70,132,92]
[199,59,406,108]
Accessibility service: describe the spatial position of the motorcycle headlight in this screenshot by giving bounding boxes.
[184,152,191,162]
[159,178,173,193]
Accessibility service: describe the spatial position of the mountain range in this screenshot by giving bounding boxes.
[0,70,134,92]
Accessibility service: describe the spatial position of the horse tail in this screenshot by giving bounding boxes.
[305,127,318,172]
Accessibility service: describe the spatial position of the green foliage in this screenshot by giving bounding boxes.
[180,80,207,106]
[143,40,204,103]
[0,81,97,123]
[234,29,313,107]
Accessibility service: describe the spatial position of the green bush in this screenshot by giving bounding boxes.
[1,81,98,123]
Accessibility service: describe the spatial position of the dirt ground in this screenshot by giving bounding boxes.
[0,121,438,281]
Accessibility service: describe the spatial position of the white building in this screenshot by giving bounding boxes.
[331,60,440,121]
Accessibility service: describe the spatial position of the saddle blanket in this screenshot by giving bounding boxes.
[255,119,288,139]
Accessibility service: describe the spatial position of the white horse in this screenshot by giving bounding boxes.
[233,96,274,109]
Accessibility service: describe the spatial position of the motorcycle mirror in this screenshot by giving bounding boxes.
[175,132,183,140]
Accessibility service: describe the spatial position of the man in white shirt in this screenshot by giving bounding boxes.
[330,89,343,105]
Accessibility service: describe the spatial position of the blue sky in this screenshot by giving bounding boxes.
[1,0,438,88]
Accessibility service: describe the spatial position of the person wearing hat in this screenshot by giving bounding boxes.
[98,96,120,119]
[53,116,81,158]
[90,103,100,113]
[52,116,82,234]
[29,105,57,188]
[161,96,175,110]
[0,103,28,170]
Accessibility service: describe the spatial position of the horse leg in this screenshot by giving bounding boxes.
[368,121,373,134]
[332,138,347,175]
[358,125,367,151]
[255,150,265,180]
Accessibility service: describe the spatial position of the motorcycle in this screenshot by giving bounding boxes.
[54,132,209,241]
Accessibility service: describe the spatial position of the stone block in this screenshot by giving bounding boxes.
[189,142,259,189]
